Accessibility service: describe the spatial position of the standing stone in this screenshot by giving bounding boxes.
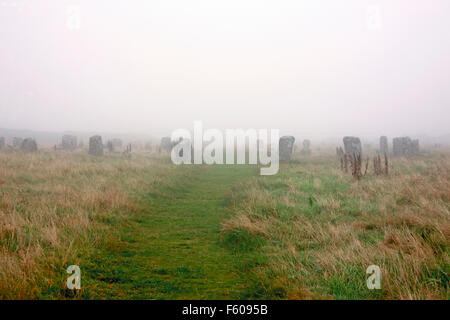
[0,137,4,149]
[380,136,388,154]
[393,137,416,156]
[12,137,23,148]
[279,136,295,161]
[62,135,77,150]
[21,138,38,153]
[160,137,172,153]
[300,139,311,155]
[343,136,362,157]
[393,137,406,156]
[89,135,104,156]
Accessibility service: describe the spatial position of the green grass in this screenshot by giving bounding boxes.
[2,151,448,299]
[219,155,450,300]
[72,165,261,299]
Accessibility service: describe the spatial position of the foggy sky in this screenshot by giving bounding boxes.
[1,0,449,139]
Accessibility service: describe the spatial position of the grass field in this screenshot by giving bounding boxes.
[0,148,448,299]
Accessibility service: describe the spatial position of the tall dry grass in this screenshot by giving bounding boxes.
[0,150,174,299]
[222,149,450,299]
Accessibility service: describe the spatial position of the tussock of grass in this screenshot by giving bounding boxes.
[221,150,450,299]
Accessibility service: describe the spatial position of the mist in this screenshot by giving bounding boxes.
[1,0,449,140]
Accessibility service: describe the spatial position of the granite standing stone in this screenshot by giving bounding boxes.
[160,137,172,152]
[89,135,104,156]
[392,137,418,156]
[21,138,38,153]
[343,136,362,157]
[62,135,77,150]
[0,137,4,149]
[279,136,295,161]
[301,139,311,155]
[393,137,408,156]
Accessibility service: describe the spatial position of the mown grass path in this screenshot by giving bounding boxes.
[83,165,258,299]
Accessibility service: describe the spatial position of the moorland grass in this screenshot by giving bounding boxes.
[222,149,450,299]
[0,150,176,298]
[0,147,448,299]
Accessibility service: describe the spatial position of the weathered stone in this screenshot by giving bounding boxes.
[21,138,38,153]
[343,136,362,157]
[393,137,409,156]
[89,135,104,156]
[279,136,295,161]
[62,135,77,150]
[380,136,388,154]
[160,137,172,152]
[0,137,4,149]
[393,137,419,156]
[300,139,311,155]
[12,137,23,148]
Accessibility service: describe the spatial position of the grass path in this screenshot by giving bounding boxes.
[82,165,258,299]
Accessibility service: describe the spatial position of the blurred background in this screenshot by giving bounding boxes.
[1,0,449,144]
